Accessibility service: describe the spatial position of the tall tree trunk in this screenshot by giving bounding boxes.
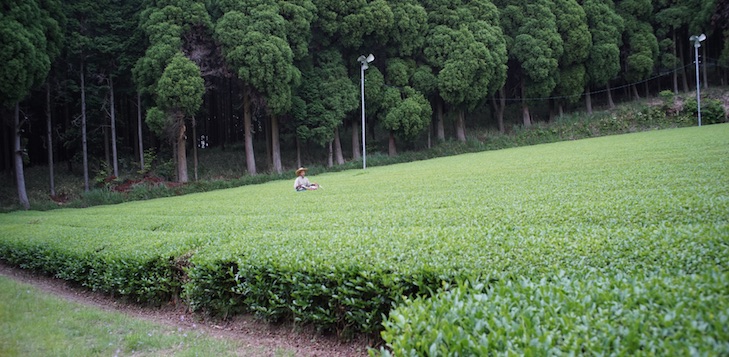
[220,78,228,150]
[265,115,272,169]
[2,113,10,176]
[436,99,445,141]
[243,88,256,175]
[327,140,333,167]
[271,114,282,174]
[177,117,188,183]
[521,78,531,127]
[679,41,689,92]
[81,63,89,192]
[296,136,302,168]
[192,115,198,181]
[334,126,344,165]
[352,120,361,160]
[548,99,556,121]
[14,103,29,210]
[632,84,641,100]
[493,88,506,133]
[521,104,531,127]
[456,110,467,141]
[172,139,178,182]
[109,76,118,177]
[585,87,593,114]
[104,126,110,169]
[427,118,431,148]
[388,131,397,156]
[137,92,144,172]
[46,84,55,196]
[672,31,679,94]
[606,82,615,109]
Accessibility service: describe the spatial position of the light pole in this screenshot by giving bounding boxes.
[690,34,706,126]
[358,54,374,169]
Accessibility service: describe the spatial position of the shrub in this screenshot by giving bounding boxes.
[682,98,727,124]
[659,90,676,113]
[376,273,729,356]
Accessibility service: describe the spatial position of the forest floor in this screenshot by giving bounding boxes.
[0,262,373,357]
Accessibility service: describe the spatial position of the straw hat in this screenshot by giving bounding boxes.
[295,167,308,176]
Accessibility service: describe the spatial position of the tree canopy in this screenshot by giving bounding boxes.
[2,0,727,187]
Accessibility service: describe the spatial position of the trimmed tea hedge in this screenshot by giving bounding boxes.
[0,220,201,304]
[0,124,727,349]
[377,272,729,356]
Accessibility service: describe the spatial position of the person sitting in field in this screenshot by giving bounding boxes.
[294,167,319,191]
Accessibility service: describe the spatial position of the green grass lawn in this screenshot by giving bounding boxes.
[1,124,727,353]
[0,276,274,357]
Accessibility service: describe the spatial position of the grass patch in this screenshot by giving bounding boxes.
[0,276,273,357]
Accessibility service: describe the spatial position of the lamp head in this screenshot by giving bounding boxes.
[358,54,375,64]
[690,34,706,47]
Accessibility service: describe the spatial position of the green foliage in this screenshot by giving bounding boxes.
[377,273,729,356]
[214,2,306,115]
[138,148,157,175]
[0,220,184,305]
[133,41,180,94]
[386,0,428,57]
[293,49,358,146]
[498,0,563,99]
[659,89,675,104]
[616,0,659,84]
[157,53,205,117]
[1,125,727,346]
[423,0,507,109]
[582,0,624,86]
[381,88,432,141]
[552,0,591,104]
[145,106,168,136]
[682,98,728,125]
[0,0,62,107]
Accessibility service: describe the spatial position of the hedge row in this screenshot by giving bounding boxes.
[376,272,729,356]
[0,125,726,351]
[0,220,195,305]
[183,256,459,335]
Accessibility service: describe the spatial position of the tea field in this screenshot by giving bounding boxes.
[1,124,727,354]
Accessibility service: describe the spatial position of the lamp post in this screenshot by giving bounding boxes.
[358,54,374,169]
[690,34,706,126]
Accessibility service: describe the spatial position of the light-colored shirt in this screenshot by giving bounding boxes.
[294,176,311,189]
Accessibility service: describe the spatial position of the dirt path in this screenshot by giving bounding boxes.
[0,263,373,357]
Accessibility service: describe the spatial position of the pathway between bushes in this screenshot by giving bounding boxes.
[0,263,372,357]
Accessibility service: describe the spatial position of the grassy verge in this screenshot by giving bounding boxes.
[0,276,283,357]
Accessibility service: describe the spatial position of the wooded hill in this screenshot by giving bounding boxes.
[2,0,728,209]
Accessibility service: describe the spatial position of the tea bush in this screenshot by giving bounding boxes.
[377,273,729,356]
[0,124,727,350]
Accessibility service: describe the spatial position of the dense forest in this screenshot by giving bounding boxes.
[1,0,728,209]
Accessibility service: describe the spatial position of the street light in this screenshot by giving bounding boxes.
[690,34,706,126]
[358,53,374,169]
